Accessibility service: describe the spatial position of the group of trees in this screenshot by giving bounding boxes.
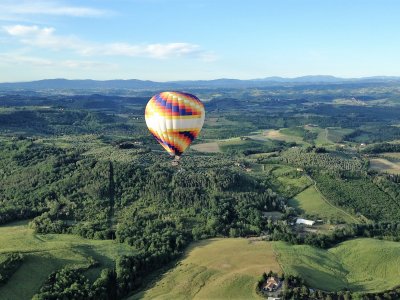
[258,268,400,299]
[314,172,400,222]
[281,147,366,172]
[33,268,117,300]
[281,273,400,300]
[362,142,400,154]
[344,126,400,143]
[0,109,130,136]
[2,88,400,299]
[220,139,289,156]
[0,134,291,298]
[0,253,23,285]
[3,135,400,298]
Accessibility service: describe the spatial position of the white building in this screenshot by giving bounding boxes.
[296,218,315,226]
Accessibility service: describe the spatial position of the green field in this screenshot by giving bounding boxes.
[191,141,221,153]
[280,127,307,138]
[288,186,358,223]
[219,138,283,154]
[263,129,307,145]
[131,238,281,300]
[269,165,312,198]
[326,128,354,143]
[304,125,337,147]
[274,238,400,292]
[0,221,134,299]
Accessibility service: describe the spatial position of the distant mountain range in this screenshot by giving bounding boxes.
[1,76,400,90]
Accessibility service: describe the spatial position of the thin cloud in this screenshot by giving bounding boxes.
[3,25,87,52]
[100,42,201,59]
[3,24,214,60]
[0,53,118,70]
[0,1,109,18]
[0,53,53,66]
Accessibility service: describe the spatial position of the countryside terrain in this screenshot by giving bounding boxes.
[131,238,281,300]
[1,80,400,299]
[130,238,400,299]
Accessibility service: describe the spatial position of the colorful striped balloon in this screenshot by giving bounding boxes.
[145,91,205,157]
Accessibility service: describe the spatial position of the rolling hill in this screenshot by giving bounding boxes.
[1,76,400,90]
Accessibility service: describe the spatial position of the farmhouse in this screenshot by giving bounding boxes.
[296,218,315,226]
[262,276,281,292]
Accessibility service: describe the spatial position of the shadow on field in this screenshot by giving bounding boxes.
[126,239,217,299]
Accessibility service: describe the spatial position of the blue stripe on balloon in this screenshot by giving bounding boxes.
[154,93,194,115]
[180,131,195,141]
[151,133,182,156]
[155,94,167,107]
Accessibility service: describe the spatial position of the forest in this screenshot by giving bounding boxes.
[1,82,400,299]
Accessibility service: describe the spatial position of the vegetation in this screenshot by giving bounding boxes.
[313,172,400,221]
[362,142,400,154]
[266,165,311,198]
[2,82,400,298]
[274,238,400,293]
[0,221,133,299]
[280,126,318,144]
[369,158,400,174]
[131,238,281,300]
[219,138,289,156]
[0,253,23,286]
[280,147,365,172]
[288,186,356,223]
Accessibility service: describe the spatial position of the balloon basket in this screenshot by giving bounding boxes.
[171,155,180,167]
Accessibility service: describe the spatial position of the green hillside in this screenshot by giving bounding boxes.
[288,186,357,223]
[0,221,134,299]
[131,238,281,300]
[274,238,400,292]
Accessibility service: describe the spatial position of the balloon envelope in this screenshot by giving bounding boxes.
[145,91,205,156]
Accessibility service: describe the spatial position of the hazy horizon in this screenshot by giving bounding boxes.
[2,74,400,84]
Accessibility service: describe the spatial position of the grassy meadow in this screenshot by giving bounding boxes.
[0,221,134,299]
[191,141,221,153]
[326,128,354,143]
[268,165,311,198]
[263,129,306,145]
[274,238,400,293]
[131,238,281,300]
[131,237,400,299]
[288,186,358,223]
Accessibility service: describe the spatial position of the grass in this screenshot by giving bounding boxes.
[267,165,312,198]
[263,129,307,145]
[280,127,307,138]
[303,125,335,147]
[191,141,221,153]
[219,138,281,154]
[131,238,281,300]
[274,238,400,292]
[262,126,354,148]
[326,128,354,143]
[0,221,134,299]
[369,158,400,174]
[288,186,357,223]
[381,152,400,159]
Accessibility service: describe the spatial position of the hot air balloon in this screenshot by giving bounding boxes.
[145,91,205,160]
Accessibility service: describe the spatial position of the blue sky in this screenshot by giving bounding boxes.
[0,0,399,82]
